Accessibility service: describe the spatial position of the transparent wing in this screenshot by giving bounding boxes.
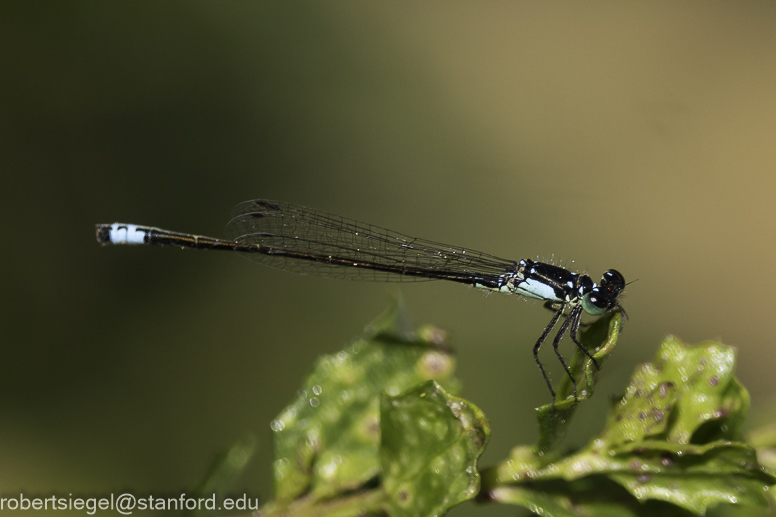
[224,199,518,284]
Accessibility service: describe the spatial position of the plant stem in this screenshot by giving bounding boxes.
[249,488,385,517]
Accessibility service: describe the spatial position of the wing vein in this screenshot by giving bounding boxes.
[224,199,517,284]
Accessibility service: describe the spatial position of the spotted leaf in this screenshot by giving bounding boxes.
[270,300,460,502]
[380,381,489,517]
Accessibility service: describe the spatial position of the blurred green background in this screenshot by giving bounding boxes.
[3,2,776,515]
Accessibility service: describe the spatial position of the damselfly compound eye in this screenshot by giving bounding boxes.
[601,269,625,294]
[582,292,608,316]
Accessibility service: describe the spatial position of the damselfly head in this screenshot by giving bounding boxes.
[580,269,625,316]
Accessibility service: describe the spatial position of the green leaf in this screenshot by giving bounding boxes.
[607,441,773,513]
[594,337,750,455]
[597,362,679,447]
[491,476,697,517]
[270,300,460,502]
[380,381,490,517]
[489,438,774,516]
[745,420,776,475]
[534,311,623,455]
[484,337,776,516]
[492,483,640,517]
[648,337,749,444]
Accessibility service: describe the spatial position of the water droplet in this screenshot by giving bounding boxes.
[312,385,322,395]
[270,420,285,431]
[298,389,307,399]
[310,397,320,407]
[320,460,338,479]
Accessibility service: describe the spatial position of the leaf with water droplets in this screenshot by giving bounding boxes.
[588,337,751,453]
[490,440,773,515]
[485,337,776,516]
[491,477,697,517]
[596,337,766,513]
[608,441,773,514]
[380,381,489,517]
[642,337,748,444]
[271,300,460,502]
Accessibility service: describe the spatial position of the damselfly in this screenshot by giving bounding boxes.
[96,199,626,405]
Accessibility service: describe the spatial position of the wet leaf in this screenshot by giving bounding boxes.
[270,300,460,502]
[491,476,697,517]
[380,381,489,517]
[486,337,776,516]
[746,420,776,476]
[608,441,772,513]
[644,337,748,444]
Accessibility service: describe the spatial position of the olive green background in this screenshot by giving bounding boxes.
[3,2,776,516]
